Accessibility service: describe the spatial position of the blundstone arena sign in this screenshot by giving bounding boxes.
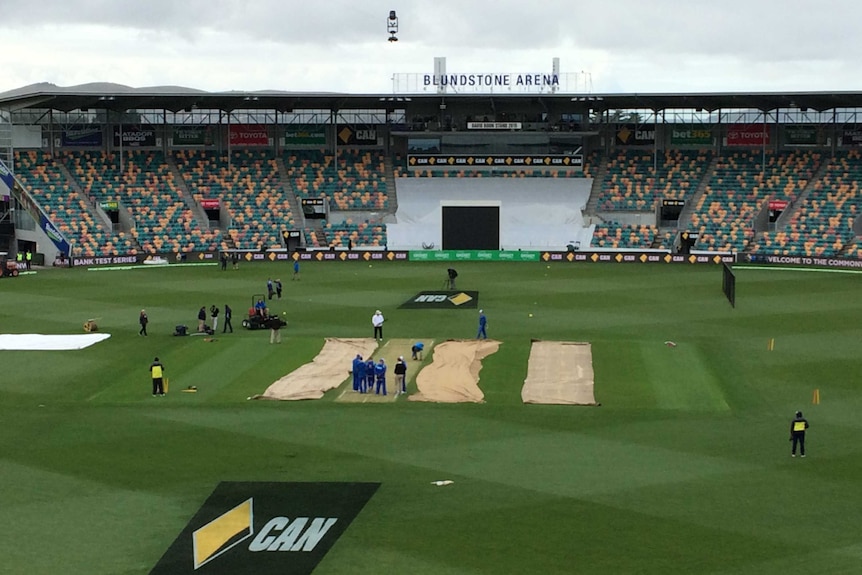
[151,482,379,574]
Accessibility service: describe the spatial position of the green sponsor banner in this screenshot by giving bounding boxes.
[670,126,712,145]
[785,125,818,145]
[100,201,119,210]
[172,126,211,146]
[283,127,326,146]
[409,250,540,262]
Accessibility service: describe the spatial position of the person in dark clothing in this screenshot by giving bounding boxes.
[223,304,233,333]
[267,278,275,300]
[150,357,165,396]
[365,357,376,392]
[210,305,219,332]
[268,315,284,344]
[447,267,458,290]
[197,306,207,332]
[790,410,810,457]
[139,309,148,336]
[275,279,283,299]
[394,356,407,395]
[231,253,239,269]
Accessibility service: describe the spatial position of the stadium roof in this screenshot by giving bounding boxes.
[2,83,862,113]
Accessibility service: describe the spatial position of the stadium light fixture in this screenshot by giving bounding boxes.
[387,10,399,42]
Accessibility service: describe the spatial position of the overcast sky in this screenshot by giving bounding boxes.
[1,0,861,95]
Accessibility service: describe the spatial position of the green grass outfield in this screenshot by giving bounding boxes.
[2,260,862,574]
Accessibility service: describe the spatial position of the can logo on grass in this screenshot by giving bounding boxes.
[399,291,479,309]
[150,482,379,574]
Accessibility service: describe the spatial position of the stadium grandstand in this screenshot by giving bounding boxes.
[2,83,862,265]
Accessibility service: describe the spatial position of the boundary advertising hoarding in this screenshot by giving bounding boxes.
[407,154,583,169]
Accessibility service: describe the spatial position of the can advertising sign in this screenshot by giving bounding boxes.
[151,482,380,575]
[230,124,269,146]
[726,125,770,146]
[400,290,479,309]
[61,126,103,147]
[784,125,818,146]
[670,126,712,146]
[172,126,212,146]
[407,154,583,169]
[336,125,378,146]
[283,127,326,146]
[841,128,862,146]
[615,124,655,146]
[200,199,220,209]
[113,126,156,147]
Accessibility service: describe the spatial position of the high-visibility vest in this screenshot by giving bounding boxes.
[152,365,163,378]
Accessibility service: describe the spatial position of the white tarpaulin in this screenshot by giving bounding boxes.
[521,340,597,405]
[0,333,112,350]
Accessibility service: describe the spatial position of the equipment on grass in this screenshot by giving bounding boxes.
[173,325,188,336]
[722,263,736,308]
[83,319,99,332]
[242,293,270,330]
[0,254,20,278]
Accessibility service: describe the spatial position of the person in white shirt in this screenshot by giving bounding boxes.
[372,310,385,340]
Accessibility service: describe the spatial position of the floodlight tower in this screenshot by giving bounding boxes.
[387,10,399,42]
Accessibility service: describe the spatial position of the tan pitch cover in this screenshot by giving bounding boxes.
[409,339,500,403]
[259,337,378,401]
[521,340,596,405]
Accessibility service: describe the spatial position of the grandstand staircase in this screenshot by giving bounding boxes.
[55,163,114,231]
[774,157,831,230]
[306,219,327,248]
[583,156,608,217]
[166,157,211,229]
[677,154,720,230]
[383,155,398,215]
[275,157,305,237]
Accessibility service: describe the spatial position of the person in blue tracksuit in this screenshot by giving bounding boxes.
[356,355,367,393]
[477,309,488,339]
[352,354,364,392]
[374,358,387,395]
[365,357,376,392]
